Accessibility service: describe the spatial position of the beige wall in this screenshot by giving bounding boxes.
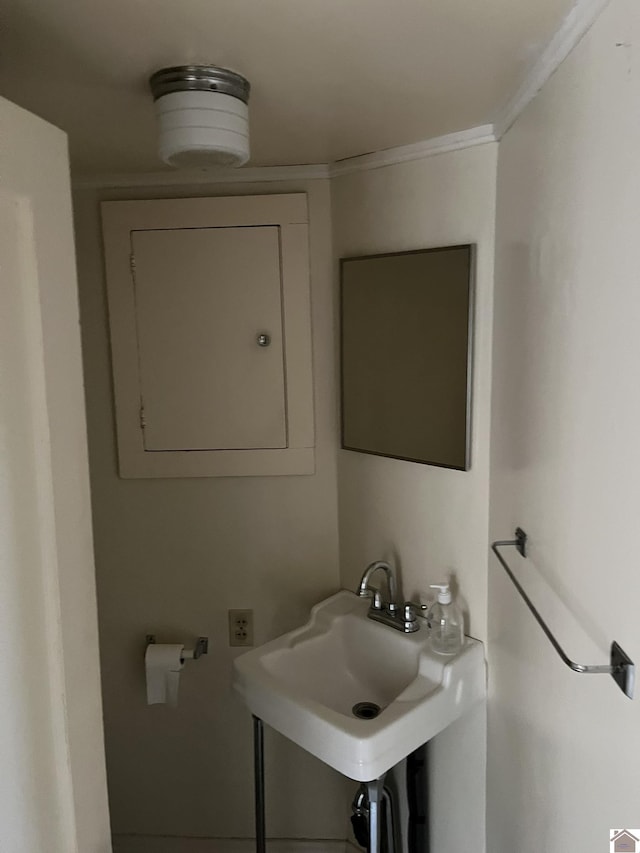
[489,2,640,850]
[1,95,110,853]
[332,145,497,642]
[73,178,350,845]
[332,146,497,852]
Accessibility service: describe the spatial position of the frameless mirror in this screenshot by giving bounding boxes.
[340,244,474,470]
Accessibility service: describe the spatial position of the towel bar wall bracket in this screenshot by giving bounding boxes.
[491,529,635,699]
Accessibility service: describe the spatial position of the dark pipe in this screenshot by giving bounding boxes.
[406,744,429,853]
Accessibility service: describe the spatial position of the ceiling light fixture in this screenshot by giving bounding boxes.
[149,65,251,168]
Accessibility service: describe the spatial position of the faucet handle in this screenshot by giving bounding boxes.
[401,602,421,633]
[407,601,430,620]
[403,602,416,619]
[403,603,416,623]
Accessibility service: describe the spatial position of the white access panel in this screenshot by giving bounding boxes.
[132,225,286,451]
[102,193,314,478]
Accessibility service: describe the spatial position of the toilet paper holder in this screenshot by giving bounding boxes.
[145,634,209,662]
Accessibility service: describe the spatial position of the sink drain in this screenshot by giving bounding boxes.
[352,701,381,720]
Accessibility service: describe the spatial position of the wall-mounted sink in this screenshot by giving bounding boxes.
[233,590,486,781]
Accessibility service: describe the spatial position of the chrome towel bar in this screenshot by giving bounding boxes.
[491,528,635,699]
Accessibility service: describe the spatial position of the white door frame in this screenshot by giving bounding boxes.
[0,95,111,852]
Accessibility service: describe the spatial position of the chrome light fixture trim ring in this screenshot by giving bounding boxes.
[149,65,251,104]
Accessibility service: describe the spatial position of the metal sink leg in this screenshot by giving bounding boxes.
[253,716,266,853]
[365,775,387,853]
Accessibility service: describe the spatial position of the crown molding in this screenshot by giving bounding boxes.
[328,125,497,178]
[493,0,610,138]
[74,127,498,189]
[73,162,330,189]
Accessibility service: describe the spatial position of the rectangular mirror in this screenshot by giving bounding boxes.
[340,244,474,470]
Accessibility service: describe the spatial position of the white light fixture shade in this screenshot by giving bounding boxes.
[154,90,249,168]
[150,66,250,169]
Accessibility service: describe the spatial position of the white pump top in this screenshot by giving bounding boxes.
[430,582,452,604]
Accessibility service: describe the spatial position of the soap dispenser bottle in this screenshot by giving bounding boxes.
[428,583,464,655]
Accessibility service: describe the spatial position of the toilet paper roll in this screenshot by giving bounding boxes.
[145,644,185,707]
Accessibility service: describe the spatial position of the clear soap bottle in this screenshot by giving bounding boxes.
[428,583,464,655]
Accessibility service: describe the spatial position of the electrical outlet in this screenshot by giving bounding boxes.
[228,609,254,647]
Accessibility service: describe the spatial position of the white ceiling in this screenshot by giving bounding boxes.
[0,0,576,175]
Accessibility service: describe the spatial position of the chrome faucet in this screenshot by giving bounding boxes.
[357,560,422,633]
[358,561,398,608]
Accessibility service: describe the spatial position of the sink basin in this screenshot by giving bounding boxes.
[233,590,486,781]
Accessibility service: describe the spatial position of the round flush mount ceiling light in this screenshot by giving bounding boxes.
[149,65,251,168]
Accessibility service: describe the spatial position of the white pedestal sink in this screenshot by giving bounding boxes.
[233,590,486,781]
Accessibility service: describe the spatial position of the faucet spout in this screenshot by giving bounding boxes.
[358,560,398,606]
[356,560,419,633]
